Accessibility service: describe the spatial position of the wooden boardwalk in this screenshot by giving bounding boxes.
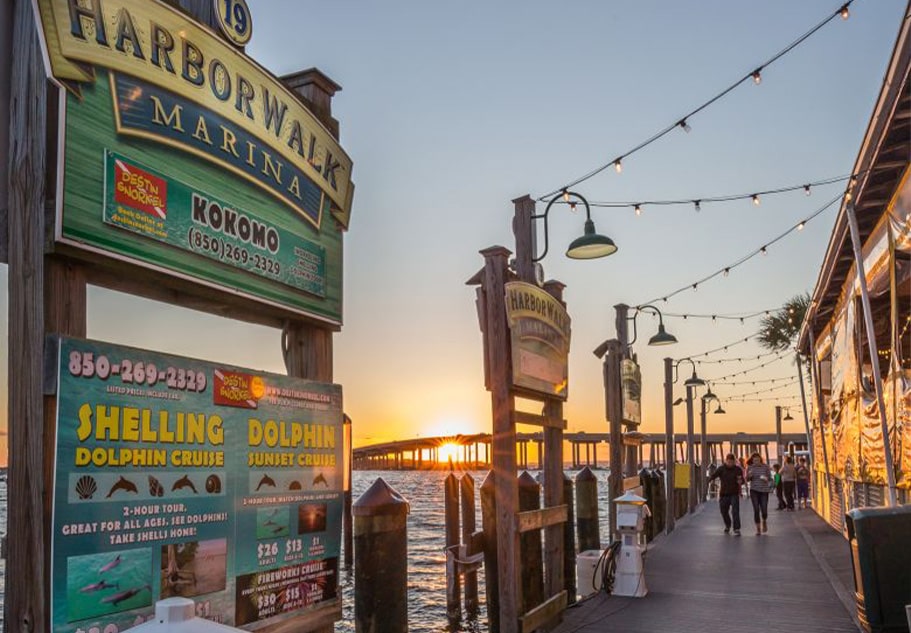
[555,500,859,633]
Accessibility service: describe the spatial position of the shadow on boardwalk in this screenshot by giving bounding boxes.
[555,500,859,633]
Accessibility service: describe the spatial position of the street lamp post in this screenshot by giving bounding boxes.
[699,387,723,501]
[663,358,704,520]
[596,304,677,534]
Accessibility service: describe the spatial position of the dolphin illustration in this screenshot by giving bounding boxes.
[80,580,118,593]
[272,525,286,534]
[105,476,138,498]
[256,474,276,491]
[99,554,122,574]
[312,473,328,487]
[101,585,151,606]
[172,475,198,494]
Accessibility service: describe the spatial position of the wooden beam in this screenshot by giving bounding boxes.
[515,505,567,533]
[518,591,568,633]
[512,410,567,430]
[7,0,49,629]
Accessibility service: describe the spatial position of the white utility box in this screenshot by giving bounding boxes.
[576,549,605,597]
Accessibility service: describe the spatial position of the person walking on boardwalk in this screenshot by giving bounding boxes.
[745,452,772,535]
[780,456,797,511]
[709,453,744,535]
[772,463,785,510]
[795,457,811,509]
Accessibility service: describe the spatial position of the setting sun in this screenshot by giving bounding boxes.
[436,442,462,464]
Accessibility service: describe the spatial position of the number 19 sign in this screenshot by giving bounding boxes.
[214,0,253,46]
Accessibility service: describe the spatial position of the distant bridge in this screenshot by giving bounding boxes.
[353,431,808,470]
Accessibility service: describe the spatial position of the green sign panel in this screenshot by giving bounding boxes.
[104,151,327,298]
[51,337,344,632]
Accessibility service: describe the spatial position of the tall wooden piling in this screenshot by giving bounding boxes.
[445,473,461,628]
[575,466,600,552]
[480,472,499,633]
[518,471,544,614]
[354,478,409,633]
[460,473,479,617]
[563,474,577,604]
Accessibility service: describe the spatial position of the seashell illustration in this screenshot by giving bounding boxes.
[148,475,164,498]
[205,474,222,494]
[288,480,302,491]
[75,475,97,500]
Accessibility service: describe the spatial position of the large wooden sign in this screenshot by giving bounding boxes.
[504,281,571,400]
[50,337,344,632]
[34,0,354,323]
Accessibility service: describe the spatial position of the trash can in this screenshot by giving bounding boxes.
[845,505,911,633]
[128,597,244,632]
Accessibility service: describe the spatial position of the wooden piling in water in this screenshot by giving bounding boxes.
[445,472,461,628]
[480,472,499,633]
[354,477,409,633]
[575,466,600,552]
[563,474,577,605]
[518,471,544,615]
[460,473,479,617]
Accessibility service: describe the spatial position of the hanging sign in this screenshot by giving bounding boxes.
[50,337,344,632]
[34,0,354,323]
[504,281,571,400]
[621,359,642,427]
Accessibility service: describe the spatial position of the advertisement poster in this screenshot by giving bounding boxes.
[51,337,343,633]
[504,282,571,400]
[621,359,642,427]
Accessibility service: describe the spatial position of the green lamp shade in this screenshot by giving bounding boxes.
[566,219,617,259]
[648,323,678,346]
[684,371,705,388]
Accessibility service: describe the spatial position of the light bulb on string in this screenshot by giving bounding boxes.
[797,221,806,231]
[569,202,577,212]
[614,159,623,174]
[840,4,850,19]
[804,184,811,196]
[723,267,730,277]
[752,69,762,85]
[694,200,701,212]
[752,194,761,206]
[635,204,642,216]
[562,189,570,203]
[760,246,768,255]
[678,119,692,133]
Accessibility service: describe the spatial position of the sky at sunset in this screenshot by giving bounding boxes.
[1,0,908,465]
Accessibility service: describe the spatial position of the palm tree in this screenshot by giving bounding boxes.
[757,293,810,352]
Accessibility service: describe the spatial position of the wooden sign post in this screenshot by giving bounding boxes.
[5,1,353,632]
[468,196,569,633]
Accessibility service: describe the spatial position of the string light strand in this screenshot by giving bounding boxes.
[536,1,855,200]
[637,193,842,307]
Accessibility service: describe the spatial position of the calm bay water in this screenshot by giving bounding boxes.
[0,469,615,633]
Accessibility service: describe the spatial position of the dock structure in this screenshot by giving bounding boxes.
[352,432,809,470]
[553,499,859,633]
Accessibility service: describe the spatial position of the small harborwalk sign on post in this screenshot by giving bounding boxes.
[4,1,355,632]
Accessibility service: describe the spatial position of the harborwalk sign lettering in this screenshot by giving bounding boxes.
[36,0,353,228]
[504,282,571,400]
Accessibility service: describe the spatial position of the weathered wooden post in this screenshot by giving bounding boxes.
[460,473,479,617]
[518,471,544,614]
[563,474,577,605]
[480,472,499,633]
[575,466,600,552]
[445,473,462,628]
[354,478,410,633]
[606,340,625,538]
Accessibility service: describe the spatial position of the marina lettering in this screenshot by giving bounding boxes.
[66,0,345,193]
